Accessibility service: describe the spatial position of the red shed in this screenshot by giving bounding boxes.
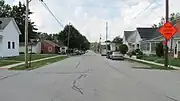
[41,40,60,54]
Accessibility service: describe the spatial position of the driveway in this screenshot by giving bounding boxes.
[0,51,180,101]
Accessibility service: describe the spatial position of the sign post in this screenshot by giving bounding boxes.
[158,22,178,68]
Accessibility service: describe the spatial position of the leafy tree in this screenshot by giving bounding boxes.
[119,44,128,55]
[0,0,38,42]
[152,13,179,28]
[57,24,90,50]
[156,42,164,57]
[112,36,123,44]
[0,0,11,17]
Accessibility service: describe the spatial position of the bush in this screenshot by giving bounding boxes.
[135,49,140,53]
[136,50,143,59]
[19,52,24,54]
[131,51,136,55]
[156,42,164,57]
[119,44,128,55]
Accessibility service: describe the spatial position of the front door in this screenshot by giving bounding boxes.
[174,41,178,58]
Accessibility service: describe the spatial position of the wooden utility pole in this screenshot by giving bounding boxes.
[106,22,108,53]
[164,0,169,67]
[25,0,30,68]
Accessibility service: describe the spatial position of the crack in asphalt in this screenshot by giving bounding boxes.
[0,73,21,81]
[35,71,91,75]
[72,74,84,95]
[75,60,81,68]
[105,61,131,79]
[166,96,179,101]
[71,69,91,95]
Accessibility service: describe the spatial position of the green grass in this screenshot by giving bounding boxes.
[9,56,67,70]
[5,54,57,61]
[140,55,180,68]
[142,55,162,62]
[0,60,20,67]
[126,58,176,70]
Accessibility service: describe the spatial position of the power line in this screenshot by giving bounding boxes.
[131,0,158,20]
[39,0,64,28]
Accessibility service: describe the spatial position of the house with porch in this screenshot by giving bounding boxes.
[0,18,21,57]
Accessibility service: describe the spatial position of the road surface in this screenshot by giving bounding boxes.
[0,50,180,101]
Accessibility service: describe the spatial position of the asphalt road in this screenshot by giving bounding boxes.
[0,50,180,101]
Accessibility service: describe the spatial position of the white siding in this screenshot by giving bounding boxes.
[19,42,41,54]
[1,20,19,57]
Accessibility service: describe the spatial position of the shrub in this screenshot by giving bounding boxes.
[156,42,164,57]
[19,52,24,54]
[131,51,136,55]
[136,50,143,59]
[119,44,128,55]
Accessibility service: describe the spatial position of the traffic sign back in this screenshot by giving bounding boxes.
[158,22,178,41]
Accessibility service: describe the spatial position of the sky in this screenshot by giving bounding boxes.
[5,0,180,42]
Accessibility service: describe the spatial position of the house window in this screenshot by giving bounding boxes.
[12,42,15,49]
[8,41,11,49]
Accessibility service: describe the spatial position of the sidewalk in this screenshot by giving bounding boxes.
[0,55,67,69]
[124,55,180,70]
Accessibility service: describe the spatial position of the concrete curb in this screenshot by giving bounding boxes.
[0,55,67,69]
[124,56,180,70]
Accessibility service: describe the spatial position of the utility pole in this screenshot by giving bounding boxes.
[25,0,30,68]
[67,23,70,55]
[106,22,108,53]
[165,0,169,68]
[99,34,101,53]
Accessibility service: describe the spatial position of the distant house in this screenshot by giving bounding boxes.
[0,18,20,57]
[19,40,41,54]
[41,40,60,54]
[123,28,159,55]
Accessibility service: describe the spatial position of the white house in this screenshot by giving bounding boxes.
[19,41,41,54]
[0,18,20,57]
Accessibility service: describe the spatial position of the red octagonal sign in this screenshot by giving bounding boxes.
[158,22,178,41]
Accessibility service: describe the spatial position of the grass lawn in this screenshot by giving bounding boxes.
[5,54,57,61]
[9,56,67,70]
[138,55,180,68]
[0,60,20,67]
[127,58,176,70]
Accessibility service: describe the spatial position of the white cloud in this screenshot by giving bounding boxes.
[10,0,180,42]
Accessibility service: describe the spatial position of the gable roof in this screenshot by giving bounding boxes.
[0,17,21,34]
[124,31,134,40]
[136,28,158,40]
[42,40,60,47]
[148,20,180,41]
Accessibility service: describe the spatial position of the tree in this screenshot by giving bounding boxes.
[152,12,179,28]
[156,42,164,57]
[112,36,123,44]
[57,24,90,50]
[0,0,38,42]
[10,2,38,42]
[119,44,128,55]
[0,0,11,17]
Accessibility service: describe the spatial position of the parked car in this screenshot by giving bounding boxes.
[110,52,124,60]
[106,51,113,59]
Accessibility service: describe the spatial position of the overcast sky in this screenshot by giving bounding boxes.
[6,0,180,42]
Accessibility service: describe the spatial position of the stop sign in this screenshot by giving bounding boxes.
[158,22,178,41]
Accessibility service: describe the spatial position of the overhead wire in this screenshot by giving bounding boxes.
[131,0,158,20]
[39,0,64,28]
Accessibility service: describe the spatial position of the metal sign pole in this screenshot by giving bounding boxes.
[165,0,169,68]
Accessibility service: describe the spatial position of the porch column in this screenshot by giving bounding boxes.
[149,42,152,53]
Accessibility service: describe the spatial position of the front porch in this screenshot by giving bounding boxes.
[140,39,180,57]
